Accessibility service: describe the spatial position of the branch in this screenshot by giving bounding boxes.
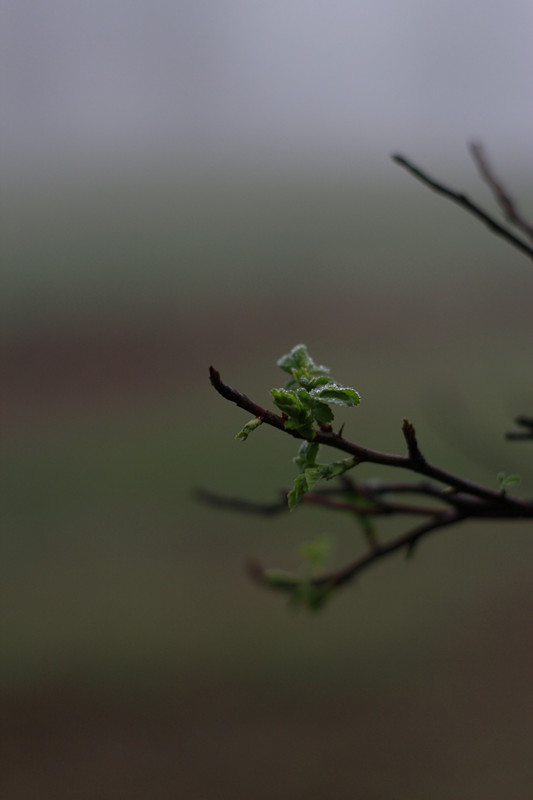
[207,149,533,606]
[207,367,533,601]
[248,510,463,593]
[210,367,530,511]
[392,154,533,261]
[194,487,287,516]
[469,142,533,245]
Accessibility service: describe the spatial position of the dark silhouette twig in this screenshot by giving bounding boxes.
[392,154,533,261]
[469,142,533,245]
[506,415,533,441]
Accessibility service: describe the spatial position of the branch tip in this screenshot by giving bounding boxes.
[246,558,266,584]
[402,417,424,462]
[209,365,221,386]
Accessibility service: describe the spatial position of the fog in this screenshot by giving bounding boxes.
[2,0,533,175]
[5,8,533,796]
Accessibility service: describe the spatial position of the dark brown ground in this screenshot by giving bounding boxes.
[3,608,533,800]
[2,319,189,428]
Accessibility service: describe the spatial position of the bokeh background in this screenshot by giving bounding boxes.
[3,2,533,797]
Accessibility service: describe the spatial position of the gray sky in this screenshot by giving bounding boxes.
[2,0,533,174]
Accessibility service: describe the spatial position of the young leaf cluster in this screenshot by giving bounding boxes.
[236,344,360,509]
[264,536,335,611]
[272,344,359,440]
[288,440,356,509]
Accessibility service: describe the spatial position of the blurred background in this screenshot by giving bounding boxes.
[3,1,533,797]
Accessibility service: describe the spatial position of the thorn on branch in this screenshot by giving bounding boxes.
[402,417,424,463]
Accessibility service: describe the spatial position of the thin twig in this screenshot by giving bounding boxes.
[506,415,533,441]
[249,511,463,592]
[194,488,287,516]
[392,154,533,261]
[469,142,533,244]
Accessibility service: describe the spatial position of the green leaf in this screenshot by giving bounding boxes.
[321,456,357,480]
[302,465,328,488]
[265,570,334,611]
[311,383,360,406]
[270,388,304,416]
[277,344,329,376]
[277,344,331,389]
[272,345,362,509]
[296,388,315,409]
[288,473,310,509]
[235,417,263,441]
[287,465,327,509]
[270,389,314,433]
[299,536,332,569]
[304,376,332,390]
[284,418,315,440]
[276,344,309,374]
[264,568,299,588]
[288,449,357,509]
[275,347,360,427]
[311,400,334,424]
[290,581,333,612]
[497,472,521,494]
[293,440,320,470]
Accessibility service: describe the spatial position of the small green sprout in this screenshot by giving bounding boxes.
[233,344,360,510]
[497,472,521,495]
